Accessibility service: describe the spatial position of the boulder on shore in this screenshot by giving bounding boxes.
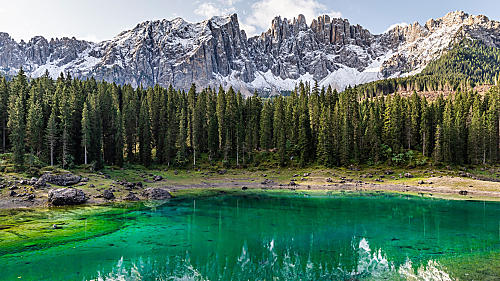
[124,192,140,201]
[38,173,81,187]
[48,188,87,206]
[142,188,172,200]
[103,189,115,200]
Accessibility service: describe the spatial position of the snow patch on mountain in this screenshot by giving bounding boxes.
[0,11,499,92]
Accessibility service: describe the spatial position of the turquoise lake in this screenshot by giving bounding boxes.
[1,192,500,280]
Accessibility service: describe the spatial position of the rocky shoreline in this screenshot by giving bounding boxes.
[0,172,174,209]
[1,169,500,209]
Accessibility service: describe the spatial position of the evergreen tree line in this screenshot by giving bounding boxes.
[355,40,500,98]
[0,69,499,170]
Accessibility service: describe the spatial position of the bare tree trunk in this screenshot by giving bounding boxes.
[84,144,88,165]
[422,131,426,157]
[50,140,54,166]
[236,145,239,167]
[2,120,5,153]
[483,136,487,165]
[62,130,67,168]
[193,148,196,168]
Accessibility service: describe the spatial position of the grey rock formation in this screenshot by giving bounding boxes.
[103,189,115,200]
[124,192,140,201]
[0,11,498,93]
[38,173,81,187]
[142,188,172,200]
[48,188,87,206]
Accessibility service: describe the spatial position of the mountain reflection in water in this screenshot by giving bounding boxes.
[93,237,452,281]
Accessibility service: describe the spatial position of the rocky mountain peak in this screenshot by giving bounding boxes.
[0,11,498,94]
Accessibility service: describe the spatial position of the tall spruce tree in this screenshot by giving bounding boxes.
[138,97,152,166]
[8,92,26,168]
[46,107,58,167]
[0,77,8,153]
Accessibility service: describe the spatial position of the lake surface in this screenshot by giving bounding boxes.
[1,191,500,280]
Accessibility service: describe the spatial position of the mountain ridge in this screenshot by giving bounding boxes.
[0,10,499,94]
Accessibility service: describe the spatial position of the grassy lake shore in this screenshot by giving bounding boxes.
[1,164,500,209]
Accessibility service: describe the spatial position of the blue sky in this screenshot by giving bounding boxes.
[1,0,499,42]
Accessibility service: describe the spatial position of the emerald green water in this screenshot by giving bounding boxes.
[1,192,500,280]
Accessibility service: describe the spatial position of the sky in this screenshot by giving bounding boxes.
[1,0,499,42]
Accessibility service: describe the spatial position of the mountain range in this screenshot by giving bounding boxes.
[0,10,499,95]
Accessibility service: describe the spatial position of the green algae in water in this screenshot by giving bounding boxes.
[0,193,500,280]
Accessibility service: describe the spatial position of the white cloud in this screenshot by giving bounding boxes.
[384,22,409,33]
[240,0,342,36]
[194,2,236,19]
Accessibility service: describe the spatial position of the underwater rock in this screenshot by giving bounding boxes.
[48,188,87,206]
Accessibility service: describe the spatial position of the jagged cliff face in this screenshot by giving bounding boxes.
[0,11,499,93]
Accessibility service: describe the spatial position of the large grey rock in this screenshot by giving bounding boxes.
[39,173,81,187]
[102,189,115,200]
[48,188,87,206]
[142,188,172,200]
[124,192,140,201]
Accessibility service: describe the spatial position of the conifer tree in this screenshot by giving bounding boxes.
[46,107,58,167]
[273,96,287,165]
[0,77,8,153]
[216,86,226,150]
[468,96,484,164]
[26,99,44,157]
[206,90,219,161]
[260,101,273,150]
[298,92,312,166]
[235,91,245,166]
[486,90,499,163]
[122,85,138,161]
[8,92,26,168]
[138,97,152,166]
[317,106,334,166]
[176,105,187,166]
[81,101,91,165]
[224,87,237,161]
[59,87,74,168]
[420,100,433,157]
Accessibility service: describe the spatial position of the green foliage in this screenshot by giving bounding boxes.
[0,66,499,171]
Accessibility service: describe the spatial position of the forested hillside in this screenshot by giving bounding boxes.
[0,69,499,171]
[355,40,500,98]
